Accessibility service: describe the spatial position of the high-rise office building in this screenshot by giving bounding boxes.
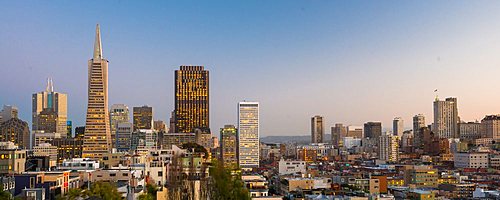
[412,114,426,148]
[238,102,259,170]
[220,125,238,167]
[433,97,459,138]
[331,123,347,146]
[172,66,209,133]
[109,104,130,138]
[346,126,363,138]
[82,24,112,159]
[481,115,500,141]
[379,133,399,162]
[311,115,324,143]
[66,121,72,138]
[32,78,67,134]
[364,122,382,139]
[0,118,30,149]
[115,122,133,152]
[393,117,404,137]
[133,105,153,131]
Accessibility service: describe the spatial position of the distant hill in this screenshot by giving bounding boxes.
[260,134,331,144]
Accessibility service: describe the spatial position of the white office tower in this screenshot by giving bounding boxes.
[238,102,259,171]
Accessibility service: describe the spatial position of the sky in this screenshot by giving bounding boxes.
[1,1,500,136]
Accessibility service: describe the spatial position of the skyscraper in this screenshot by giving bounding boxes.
[32,78,67,134]
[133,105,153,131]
[393,117,404,137]
[82,24,111,159]
[311,115,324,143]
[220,125,238,167]
[433,97,459,138]
[412,114,426,148]
[238,102,259,170]
[115,122,133,152]
[109,104,130,137]
[173,66,209,133]
[364,122,382,139]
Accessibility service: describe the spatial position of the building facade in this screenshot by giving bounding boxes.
[83,24,112,159]
[433,97,459,138]
[220,125,238,167]
[133,105,153,131]
[311,115,324,143]
[109,104,130,147]
[364,122,382,139]
[32,78,67,134]
[238,102,259,170]
[115,122,133,152]
[172,66,209,133]
[481,115,500,141]
[379,134,399,162]
[393,117,404,137]
[413,114,426,149]
[0,118,30,149]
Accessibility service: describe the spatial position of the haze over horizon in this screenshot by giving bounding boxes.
[2,1,500,136]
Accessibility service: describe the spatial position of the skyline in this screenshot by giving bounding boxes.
[2,1,500,136]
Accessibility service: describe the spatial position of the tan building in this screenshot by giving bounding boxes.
[32,78,67,134]
[433,97,459,138]
[83,24,112,159]
[331,123,347,146]
[0,118,30,149]
[0,142,26,174]
[481,115,500,141]
[454,152,489,168]
[162,133,196,149]
[458,121,483,140]
[154,120,166,132]
[347,126,363,138]
[33,143,58,167]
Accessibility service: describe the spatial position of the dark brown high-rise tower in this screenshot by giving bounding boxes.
[173,66,209,133]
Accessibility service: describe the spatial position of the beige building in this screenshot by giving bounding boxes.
[0,117,30,149]
[33,143,58,167]
[459,121,483,140]
[0,142,26,174]
[393,117,404,137]
[83,24,112,159]
[433,97,459,138]
[346,126,363,138]
[32,78,67,135]
[481,115,500,141]
[454,152,489,168]
[413,114,426,148]
[238,102,260,170]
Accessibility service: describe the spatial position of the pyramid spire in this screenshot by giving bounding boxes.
[93,24,103,59]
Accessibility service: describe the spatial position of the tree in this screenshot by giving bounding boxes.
[209,160,250,200]
[56,188,84,200]
[0,185,12,200]
[137,184,158,200]
[84,181,122,200]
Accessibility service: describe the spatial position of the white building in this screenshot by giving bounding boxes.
[242,175,269,198]
[278,159,306,175]
[58,158,100,170]
[32,143,58,167]
[238,102,259,170]
[379,133,399,162]
[343,137,362,149]
[454,152,489,168]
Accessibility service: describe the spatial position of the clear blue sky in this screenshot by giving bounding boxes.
[2,1,500,136]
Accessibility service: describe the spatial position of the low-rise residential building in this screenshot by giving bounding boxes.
[438,183,475,199]
[280,177,332,194]
[0,142,26,174]
[404,165,438,188]
[242,175,269,198]
[58,158,100,170]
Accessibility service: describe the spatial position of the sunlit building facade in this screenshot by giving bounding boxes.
[220,125,238,167]
[311,115,323,143]
[133,105,153,131]
[83,24,112,159]
[173,66,209,133]
[109,104,130,147]
[433,97,459,138]
[32,78,67,134]
[238,102,259,170]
